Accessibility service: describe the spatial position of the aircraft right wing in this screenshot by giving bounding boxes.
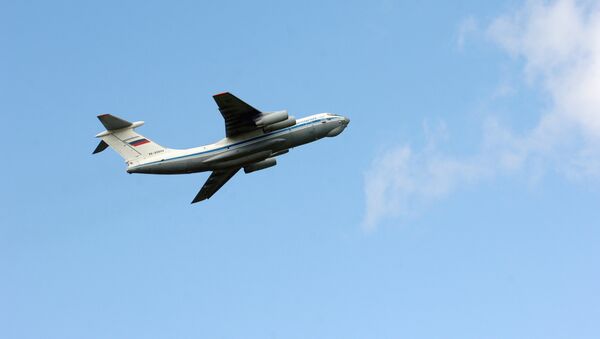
[191,167,241,203]
[213,92,262,137]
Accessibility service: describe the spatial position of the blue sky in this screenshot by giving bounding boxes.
[2,0,600,338]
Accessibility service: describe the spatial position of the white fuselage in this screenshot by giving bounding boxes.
[127,113,350,174]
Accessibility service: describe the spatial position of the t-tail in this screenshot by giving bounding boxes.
[93,114,167,164]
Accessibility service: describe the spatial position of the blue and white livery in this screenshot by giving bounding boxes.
[93,92,350,203]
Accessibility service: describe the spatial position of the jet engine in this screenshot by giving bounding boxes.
[254,110,288,127]
[263,116,296,132]
[244,157,277,174]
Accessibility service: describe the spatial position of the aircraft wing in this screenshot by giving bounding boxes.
[191,167,241,203]
[213,92,262,137]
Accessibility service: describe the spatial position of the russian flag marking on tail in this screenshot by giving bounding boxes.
[129,138,150,147]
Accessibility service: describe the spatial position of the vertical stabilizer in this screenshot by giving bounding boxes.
[93,114,166,162]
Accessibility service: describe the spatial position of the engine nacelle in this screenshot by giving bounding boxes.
[263,116,296,133]
[244,157,277,174]
[254,110,288,127]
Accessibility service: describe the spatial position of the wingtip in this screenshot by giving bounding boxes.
[191,195,206,204]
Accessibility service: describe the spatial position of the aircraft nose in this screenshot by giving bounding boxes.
[343,116,350,125]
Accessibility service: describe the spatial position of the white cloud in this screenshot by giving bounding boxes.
[488,0,600,139]
[363,142,490,231]
[363,0,600,229]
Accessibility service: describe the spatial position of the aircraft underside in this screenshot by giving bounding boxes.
[94,92,349,203]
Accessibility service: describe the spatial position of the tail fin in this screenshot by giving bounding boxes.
[93,114,166,162]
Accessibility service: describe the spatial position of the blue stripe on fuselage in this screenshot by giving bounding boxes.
[137,117,325,167]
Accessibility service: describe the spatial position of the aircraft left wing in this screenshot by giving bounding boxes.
[213,92,262,137]
[191,167,241,203]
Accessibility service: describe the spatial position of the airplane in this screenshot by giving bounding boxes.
[93,92,350,203]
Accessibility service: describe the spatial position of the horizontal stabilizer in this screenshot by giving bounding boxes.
[97,114,132,130]
[92,140,109,154]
